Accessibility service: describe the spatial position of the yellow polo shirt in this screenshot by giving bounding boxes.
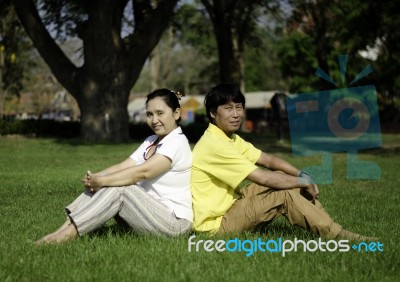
[190,123,261,234]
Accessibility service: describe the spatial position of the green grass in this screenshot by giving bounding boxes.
[0,135,399,281]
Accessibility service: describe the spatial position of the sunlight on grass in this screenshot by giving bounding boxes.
[0,135,399,281]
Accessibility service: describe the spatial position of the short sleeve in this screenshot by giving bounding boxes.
[197,140,259,189]
[156,137,181,165]
[130,135,158,164]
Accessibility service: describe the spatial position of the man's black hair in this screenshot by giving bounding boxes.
[204,83,246,121]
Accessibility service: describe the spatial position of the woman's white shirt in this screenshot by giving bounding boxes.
[130,127,193,222]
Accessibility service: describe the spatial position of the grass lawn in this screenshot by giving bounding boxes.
[0,134,399,281]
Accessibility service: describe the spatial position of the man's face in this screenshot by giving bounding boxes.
[211,101,244,137]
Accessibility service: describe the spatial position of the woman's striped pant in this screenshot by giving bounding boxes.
[65,185,191,237]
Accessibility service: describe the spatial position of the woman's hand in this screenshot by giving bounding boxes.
[81,171,103,193]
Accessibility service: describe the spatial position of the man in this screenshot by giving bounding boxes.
[190,83,376,240]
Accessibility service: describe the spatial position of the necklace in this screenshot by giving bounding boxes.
[143,138,160,160]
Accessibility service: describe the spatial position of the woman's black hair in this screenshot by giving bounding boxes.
[204,83,246,121]
[145,88,182,122]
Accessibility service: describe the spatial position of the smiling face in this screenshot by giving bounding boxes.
[211,101,244,137]
[146,97,180,139]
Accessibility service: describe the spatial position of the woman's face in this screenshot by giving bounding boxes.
[146,97,180,139]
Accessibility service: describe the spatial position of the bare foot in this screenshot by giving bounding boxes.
[35,218,71,245]
[35,224,78,245]
[54,218,72,233]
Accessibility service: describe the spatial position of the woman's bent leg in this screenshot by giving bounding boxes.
[35,190,95,244]
[68,187,124,236]
[66,189,95,214]
[37,186,191,243]
[118,185,191,236]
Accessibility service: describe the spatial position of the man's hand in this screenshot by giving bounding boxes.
[300,184,320,205]
[81,171,103,193]
[298,171,319,204]
[299,170,315,184]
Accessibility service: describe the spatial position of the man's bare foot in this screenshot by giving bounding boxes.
[338,229,379,241]
[35,224,78,245]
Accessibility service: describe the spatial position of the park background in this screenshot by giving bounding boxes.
[1,0,399,281]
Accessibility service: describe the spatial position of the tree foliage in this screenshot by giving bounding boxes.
[0,0,34,97]
[172,2,219,93]
[278,0,400,98]
[244,24,289,92]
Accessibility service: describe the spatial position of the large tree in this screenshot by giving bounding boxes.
[12,0,179,142]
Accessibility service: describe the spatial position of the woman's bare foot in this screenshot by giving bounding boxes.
[53,218,72,233]
[35,218,72,245]
[35,223,78,245]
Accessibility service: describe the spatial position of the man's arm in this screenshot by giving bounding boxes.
[247,168,319,204]
[249,152,320,203]
[256,152,300,176]
[247,168,307,190]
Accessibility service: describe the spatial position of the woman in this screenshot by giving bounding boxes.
[36,89,192,244]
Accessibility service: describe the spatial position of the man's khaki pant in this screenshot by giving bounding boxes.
[218,183,342,239]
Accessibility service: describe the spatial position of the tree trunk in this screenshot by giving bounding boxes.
[150,46,160,91]
[310,0,332,90]
[213,19,241,85]
[202,0,243,87]
[202,0,247,133]
[0,47,4,118]
[78,80,130,142]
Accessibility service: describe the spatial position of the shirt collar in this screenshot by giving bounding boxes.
[206,123,236,142]
[158,126,183,145]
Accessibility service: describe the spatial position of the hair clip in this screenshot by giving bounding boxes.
[171,90,185,100]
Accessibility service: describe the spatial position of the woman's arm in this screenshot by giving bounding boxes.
[83,154,171,192]
[93,157,137,176]
[81,157,137,188]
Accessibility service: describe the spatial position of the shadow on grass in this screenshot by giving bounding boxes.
[185,218,318,242]
[85,217,315,242]
[48,130,295,153]
[86,220,140,239]
[239,131,293,154]
[53,138,138,146]
[362,146,400,155]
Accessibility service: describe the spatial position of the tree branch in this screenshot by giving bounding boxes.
[12,0,79,95]
[124,0,179,81]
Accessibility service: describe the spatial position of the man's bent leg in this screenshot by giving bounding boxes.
[219,183,342,238]
[218,184,284,234]
[279,187,342,238]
